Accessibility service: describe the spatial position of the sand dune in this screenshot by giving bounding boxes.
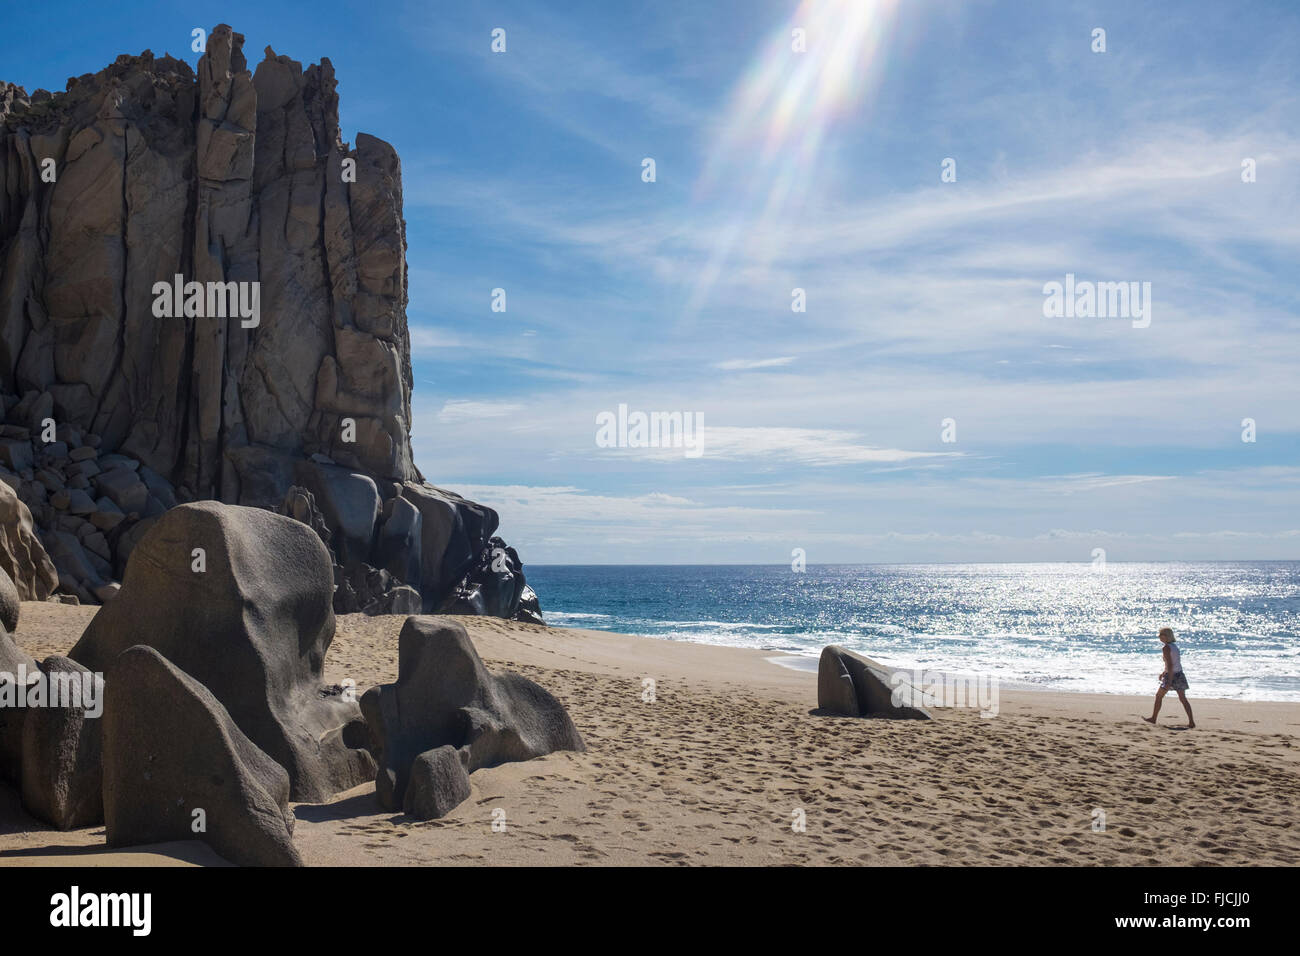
[3,603,1298,866]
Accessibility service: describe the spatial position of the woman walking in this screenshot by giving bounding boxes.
[1143,627,1194,729]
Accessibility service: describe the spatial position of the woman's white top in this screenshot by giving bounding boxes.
[1167,643,1182,674]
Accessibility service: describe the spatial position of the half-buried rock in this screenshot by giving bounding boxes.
[402,745,472,821]
[103,645,301,867]
[362,616,584,816]
[70,502,375,802]
[817,645,932,719]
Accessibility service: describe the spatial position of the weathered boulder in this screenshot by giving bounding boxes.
[374,492,421,586]
[293,461,380,567]
[435,536,530,620]
[103,645,301,866]
[437,582,488,616]
[361,616,583,811]
[69,501,375,801]
[43,530,105,605]
[363,584,421,616]
[0,480,58,600]
[333,562,422,616]
[92,468,148,515]
[817,646,860,717]
[817,646,931,719]
[276,485,331,545]
[20,655,104,829]
[402,745,472,821]
[400,483,500,610]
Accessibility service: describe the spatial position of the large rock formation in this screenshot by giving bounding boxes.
[362,616,584,816]
[0,26,535,619]
[69,501,375,802]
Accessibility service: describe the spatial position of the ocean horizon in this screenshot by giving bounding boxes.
[528,561,1300,702]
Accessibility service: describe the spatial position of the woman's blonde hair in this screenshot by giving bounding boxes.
[1158,627,1175,642]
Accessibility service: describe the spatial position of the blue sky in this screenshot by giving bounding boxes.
[5,0,1299,563]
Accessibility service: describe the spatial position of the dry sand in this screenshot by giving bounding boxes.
[3,601,1298,866]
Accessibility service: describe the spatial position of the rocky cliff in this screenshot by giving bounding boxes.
[0,25,539,621]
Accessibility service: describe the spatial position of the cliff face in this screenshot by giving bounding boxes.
[0,26,539,621]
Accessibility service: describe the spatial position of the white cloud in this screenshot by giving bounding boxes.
[437,400,526,424]
[699,426,960,466]
[713,356,797,370]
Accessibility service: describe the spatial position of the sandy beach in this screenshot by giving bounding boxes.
[2,601,1298,867]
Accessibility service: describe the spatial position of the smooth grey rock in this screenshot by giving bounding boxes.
[817,645,932,720]
[21,655,104,830]
[374,494,421,586]
[361,616,583,810]
[103,645,301,866]
[70,501,375,801]
[293,461,379,566]
[817,646,860,717]
[402,745,472,820]
[92,468,148,515]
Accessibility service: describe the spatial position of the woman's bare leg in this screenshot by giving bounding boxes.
[1176,690,1194,728]
[1144,686,1168,723]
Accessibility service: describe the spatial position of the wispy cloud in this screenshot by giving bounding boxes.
[437,400,527,424]
[713,356,797,370]
[389,1,1300,562]
[700,427,959,466]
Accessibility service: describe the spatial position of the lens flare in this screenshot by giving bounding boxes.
[689,0,900,314]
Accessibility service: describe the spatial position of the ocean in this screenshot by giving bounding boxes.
[526,562,1300,702]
